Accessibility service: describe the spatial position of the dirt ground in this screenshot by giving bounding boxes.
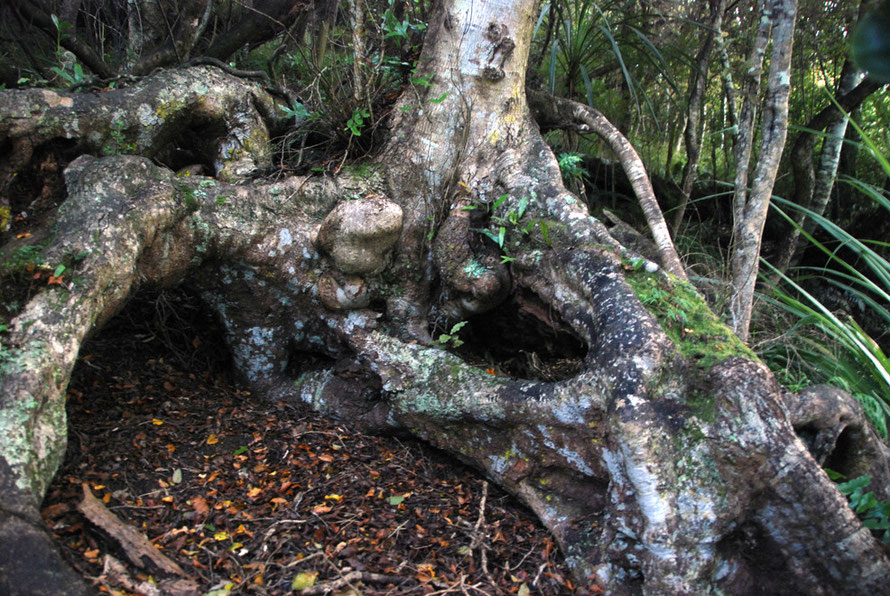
[41,287,586,595]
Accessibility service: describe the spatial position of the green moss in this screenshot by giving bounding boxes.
[628,271,758,422]
[172,180,202,213]
[626,270,756,370]
[342,163,381,180]
[154,97,186,120]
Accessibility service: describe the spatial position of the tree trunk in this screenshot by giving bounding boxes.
[671,0,727,234]
[2,0,890,593]
[772,66,883,273]
[728,0,797,341]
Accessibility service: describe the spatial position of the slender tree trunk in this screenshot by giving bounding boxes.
[716,30,739,180]
[729,0,797,341]
[773,62,865,272]
[348,0,368,104]
[671,0,727,234]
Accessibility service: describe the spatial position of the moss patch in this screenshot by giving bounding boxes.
[626,270,756,371]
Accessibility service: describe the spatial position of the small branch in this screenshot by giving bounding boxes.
[469,481,501,593]
[298,571,404,595]
[528,89,687,280]
[78,484,192,579]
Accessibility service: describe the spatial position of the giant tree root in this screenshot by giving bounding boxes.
[1,153,889,594]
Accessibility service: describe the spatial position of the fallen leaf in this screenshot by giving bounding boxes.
[214,531,230,541]
[152,418,164,426]
[191,497,209,516]
[312,504,332,514]
[206,434,219,445]
[291,571,317,590]
[203,582,234,596]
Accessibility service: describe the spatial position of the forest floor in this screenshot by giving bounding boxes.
[41,288,586,595]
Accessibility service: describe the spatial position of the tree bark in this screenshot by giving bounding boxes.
[1,0,889,593]
[729,0,798,341]
[772,69,884,273]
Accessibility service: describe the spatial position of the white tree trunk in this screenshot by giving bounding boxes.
[729,0,798,341]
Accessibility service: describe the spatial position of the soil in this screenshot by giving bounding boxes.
[41,287,587,595]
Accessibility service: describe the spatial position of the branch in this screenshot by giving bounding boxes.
[528,89,688,281]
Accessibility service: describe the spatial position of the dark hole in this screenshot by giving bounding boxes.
[8,138,80,231]
[452,288,587,381]
[79,284,234,373]
[153,120,227,174]
[716,520,794,594]
[283,342,337,379]
[793,423,819,457]
[822,426,858,474]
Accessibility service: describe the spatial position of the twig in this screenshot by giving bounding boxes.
[298,571,403,595]
[470,481,502,593]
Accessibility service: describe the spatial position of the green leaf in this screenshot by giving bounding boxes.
[427,92,448,104]
[53,264,66,277]
[233,446,248,456]
[450,321,467,334]
[824,468,846,481]
[291,572,318,590]
[516,195,530,219]
[838,475,872,495]
[539,220,551,246]
[388,495,405,506]
[478,229,500,245]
